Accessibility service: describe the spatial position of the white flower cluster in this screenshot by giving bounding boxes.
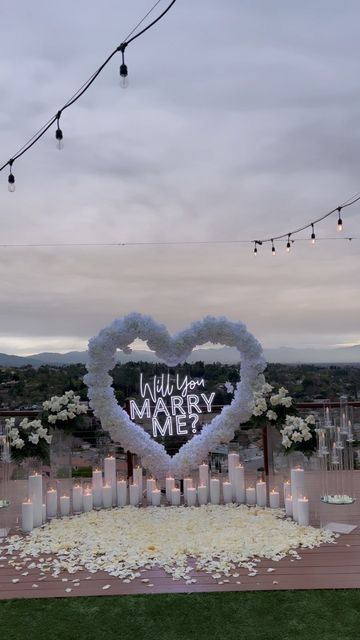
[248,383,292,419]
[1,505,335,584]
[43,390,88,425]
[280,415,316,449]
[5,417,52,450]
[269,386,292,408]
[84,313,266,479]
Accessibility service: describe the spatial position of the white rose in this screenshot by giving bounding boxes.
[282,435,291,448]
[291,431,303,443]
[13,438,25,449]
[29,433,39,445]
[266,410,277,421]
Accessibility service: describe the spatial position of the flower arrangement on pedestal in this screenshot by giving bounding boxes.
[229,382,317,457]
[4,391,88,463]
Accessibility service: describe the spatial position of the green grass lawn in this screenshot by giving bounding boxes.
[0,590,359,640]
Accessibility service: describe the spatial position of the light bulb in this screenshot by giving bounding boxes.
[271,241,275,256]
[120,63,128,89]
[286,234,291,252]
[337,208,343,231]
[311,225,315,244]
[8,173,15,192]
[55,128,63,150]
[253,244,258,255]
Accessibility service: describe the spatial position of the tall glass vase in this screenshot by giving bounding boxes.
[49,429,74,498]
[0,434,11,536]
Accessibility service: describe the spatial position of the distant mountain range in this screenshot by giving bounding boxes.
[1,345,360,367]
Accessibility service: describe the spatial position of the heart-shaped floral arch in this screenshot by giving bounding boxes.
[84,313,266,478]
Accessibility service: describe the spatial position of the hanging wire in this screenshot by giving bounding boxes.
[0,236,357,250]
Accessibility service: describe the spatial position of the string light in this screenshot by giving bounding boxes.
[8,160,15,192]
[0,0,357,260]
[0,236,357,251]
[55,112,64,150]
[250,192,360,254]
[118,43,129,88]
[337,207,343,231]
[311,223,316,244]
[0,0,178,186]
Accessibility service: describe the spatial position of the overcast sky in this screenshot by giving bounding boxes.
[0,0,359,355]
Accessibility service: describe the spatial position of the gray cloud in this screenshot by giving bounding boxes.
[0,0,359,354]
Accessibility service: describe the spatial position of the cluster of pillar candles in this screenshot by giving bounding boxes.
[21,454,310,532]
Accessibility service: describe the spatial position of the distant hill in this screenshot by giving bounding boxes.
[1,344,360,367]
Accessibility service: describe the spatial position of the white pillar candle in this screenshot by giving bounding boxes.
[102,484,112,509]
[233,465,245,503]
[246,486,256,506]
[117,480,127,507]
[199,463,209,490]
[285,495,293,517]
[197,485,208,505]
[151,489,161,506]
[83,490,93,512]
[183,477,193,503]
[133,466,143,503]
[92,469,103,509]
[171,487,181,506]
[297,496,310,526]
[21,499,33,533]
[60,495,70,517]
[42,503,46,523]
[146,478,156,503]
[228,453,240,499]
[165,477,175,502]
[283,481,291,505]
[290,468,305,522]
[104,456,117,505]
[187,487,197,507]
[269,489,280,509]
[72,484,83,513]
[129,483,139,507]
[46,488,58,519]
[210,478,220,504]
[28,473,43,528]
[222,481,233,504]
[256,481,267,507]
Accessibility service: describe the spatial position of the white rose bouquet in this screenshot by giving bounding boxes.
[42,390,88,430]
[5,417,52,462]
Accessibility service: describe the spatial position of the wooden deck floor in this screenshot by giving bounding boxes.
[1,473,359,600]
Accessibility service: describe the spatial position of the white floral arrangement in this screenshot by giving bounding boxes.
[4,417,52,462]
[43,390,88,425]
[280,415,316,450]
[84,313,266,479]
[230,382,317,456]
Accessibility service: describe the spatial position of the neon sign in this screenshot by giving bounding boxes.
[129,373,215,438]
